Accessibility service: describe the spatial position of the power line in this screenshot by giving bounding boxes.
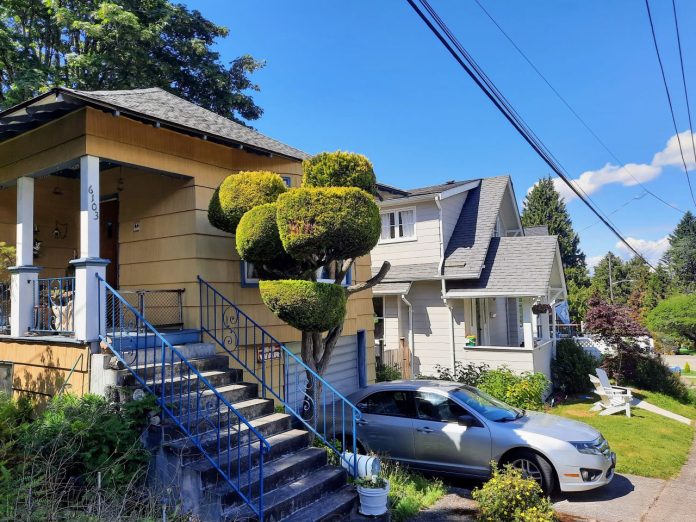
[473,0,685,215]
[671,0,696,165]
[645,0,696,208]
[405,0,655,268]
[580,192,647,232]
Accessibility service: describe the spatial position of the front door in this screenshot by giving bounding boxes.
[100,199,119,288]
[412,390,492,476]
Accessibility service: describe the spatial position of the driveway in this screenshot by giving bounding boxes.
[663,354,696,370]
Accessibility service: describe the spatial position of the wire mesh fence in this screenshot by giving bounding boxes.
[0,283,9,334]
[106,289,184,332]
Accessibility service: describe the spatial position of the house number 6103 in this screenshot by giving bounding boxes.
[88,185,99,221]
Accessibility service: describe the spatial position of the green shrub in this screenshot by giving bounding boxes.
[551,339,598,394]
[210,171,287,233]
[236,203,285,263]
[381,460,446,522]
[685,362,691,373]
[260,280,347,332]
[646,294,696,350]
[376,363,402,382]
[302,151,377,194]
[472,464,556,522]
[434,361,489,386]
[276,187,380,263]
[477,368,549,411]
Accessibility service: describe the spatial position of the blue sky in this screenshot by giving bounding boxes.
[184,0,696,268]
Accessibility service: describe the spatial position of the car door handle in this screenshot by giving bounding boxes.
[416,427,433,433]
[357,419,369,426]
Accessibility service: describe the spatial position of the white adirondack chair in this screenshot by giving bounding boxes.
[595,368,632,399]
[589,373,632,417]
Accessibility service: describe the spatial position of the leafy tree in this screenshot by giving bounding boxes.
[208,152,390,414]
[589,252,630,304]
[662,211,696,292]
[643,264,672,310]
[0,241,15,282]
[646,294,696,349]
[0,0,263,123]
[522,176,589,321]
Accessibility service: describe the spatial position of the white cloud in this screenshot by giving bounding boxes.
[615,235,669,266]
[586,254,605,274]
[529,131,696,202]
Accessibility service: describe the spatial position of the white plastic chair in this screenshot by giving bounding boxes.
[589,374,631,417]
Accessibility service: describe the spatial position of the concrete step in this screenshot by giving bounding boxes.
[205,447,328,509]
[114,342,217,367]
[147,369,236,394]
[222,465,347,522]
[165,382,259,417]
[117,355,234,386]
[167,413,293,457]
[164,397,275,432]
[110,329,201,350]
[283,484,357,522]
[186,429,310,484]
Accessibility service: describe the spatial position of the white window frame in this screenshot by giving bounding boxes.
[378,207,417,244]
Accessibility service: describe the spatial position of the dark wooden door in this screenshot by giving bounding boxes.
[100,199,119,288]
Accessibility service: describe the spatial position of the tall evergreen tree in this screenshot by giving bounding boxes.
[662,211,696,292]
[0,0,264,123]
[590,252,630,304]
[522,176,589,320]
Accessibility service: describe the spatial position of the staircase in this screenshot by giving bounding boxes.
[98,276,360,521]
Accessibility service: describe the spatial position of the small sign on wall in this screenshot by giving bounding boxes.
[132,222,140,233]
[257,343,281,362]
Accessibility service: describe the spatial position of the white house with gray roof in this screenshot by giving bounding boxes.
[371,175,567,379]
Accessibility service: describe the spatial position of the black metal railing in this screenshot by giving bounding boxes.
[109,289,184,331]
[0,283,9,334]
[31,277,75,335]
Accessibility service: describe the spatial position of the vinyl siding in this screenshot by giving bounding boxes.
[441,191,468,247]
[409,280,451,376]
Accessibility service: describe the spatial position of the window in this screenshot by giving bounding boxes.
[242,261,351,286]
[282,176,292,188]
[380,208,415,241]
[415,391,466,423]
[362,390,413,417]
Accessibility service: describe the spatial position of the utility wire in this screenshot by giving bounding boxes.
[645,0,696,208]
[671,0,696,165]
[406,0,655,267]
[473,0,684,215]
[580,192,647,232]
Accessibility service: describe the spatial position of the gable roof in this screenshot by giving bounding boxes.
[442,176,510,278]
[445,236,559,297]
[376,179,476,201]
[0,87,309,160]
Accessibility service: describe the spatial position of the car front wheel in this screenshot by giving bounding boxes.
[502,450,556,494]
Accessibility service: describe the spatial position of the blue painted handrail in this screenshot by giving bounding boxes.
[97,275,270,520]
[197,276,360,476]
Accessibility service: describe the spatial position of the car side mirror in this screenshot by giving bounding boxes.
[458,414,478,427]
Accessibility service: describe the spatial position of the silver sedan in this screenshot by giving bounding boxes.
[345,380,615,493]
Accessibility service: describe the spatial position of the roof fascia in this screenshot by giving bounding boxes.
[439,180,480,200]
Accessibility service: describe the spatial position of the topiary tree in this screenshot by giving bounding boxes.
[208,151,390,417]
[646,294,696,349]
[0,242,15,282]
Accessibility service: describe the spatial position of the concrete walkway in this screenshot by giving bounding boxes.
[631,398,692,425]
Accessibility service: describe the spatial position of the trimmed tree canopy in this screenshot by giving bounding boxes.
[211,171,287,233]
[276,187,380,263]
[260,280,347,332]
[236,203,284,264]
[302,151,377,194]
[646,294,696,344]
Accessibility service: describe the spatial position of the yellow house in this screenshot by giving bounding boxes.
[0,87,376,401]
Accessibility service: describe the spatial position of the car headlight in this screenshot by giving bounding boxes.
[570,441,603,455]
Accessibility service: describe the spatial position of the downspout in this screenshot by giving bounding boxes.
[400,294,414,378]
[435,194,456,373]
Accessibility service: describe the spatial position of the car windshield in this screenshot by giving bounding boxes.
[452,386,522,422]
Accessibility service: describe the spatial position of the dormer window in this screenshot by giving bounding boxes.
[380,208,416,242]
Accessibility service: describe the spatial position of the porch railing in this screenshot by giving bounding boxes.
[98,275,269,519]
[198,276,360,477]
[0,283,9,334]
[31,277,75,335]
[109,289,184,331]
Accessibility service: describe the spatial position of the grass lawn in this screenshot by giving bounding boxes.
[632,389,696,420]
[552,396,694,479]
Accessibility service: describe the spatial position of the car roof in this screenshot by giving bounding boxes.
[349,380,463,399]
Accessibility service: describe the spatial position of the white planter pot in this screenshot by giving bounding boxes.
[358,479,390,516]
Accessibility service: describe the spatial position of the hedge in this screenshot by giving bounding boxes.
[302,151,377,194]
[259,280,347,332]
[236,203,285,264]
[210,171,287,233]
[276,187,380,262]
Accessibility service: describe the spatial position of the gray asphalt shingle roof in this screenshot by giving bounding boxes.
[372,282,413,295]
[371,262,440,282]
[446,236,558,296]
[442,176,510,278]
[64,87,309,160]
[376,180,476,201]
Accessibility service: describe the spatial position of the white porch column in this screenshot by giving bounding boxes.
[70,156,109,342]
[551,305,558,355]
[522,298,535,349]
[9,177,40,337]
[539,306,551,340]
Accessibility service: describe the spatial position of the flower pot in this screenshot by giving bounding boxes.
[358,479,390,516]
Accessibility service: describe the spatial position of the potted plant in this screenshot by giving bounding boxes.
[356,474,389,516]
[532,303,552,315]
